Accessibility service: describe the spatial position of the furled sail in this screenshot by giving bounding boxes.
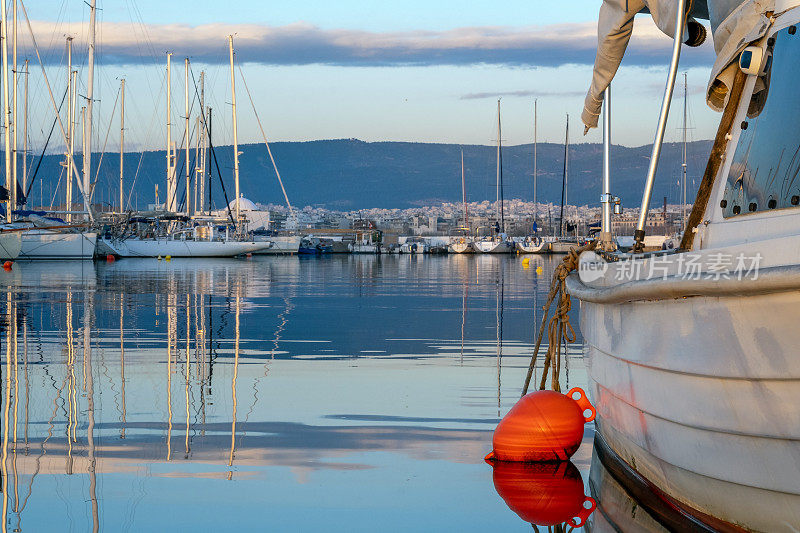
[582,0,775,131]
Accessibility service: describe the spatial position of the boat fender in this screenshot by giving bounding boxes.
[106,254,115,262]
[2,261,11,271]
[485,387,595,463]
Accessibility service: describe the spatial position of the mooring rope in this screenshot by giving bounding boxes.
[522,241,596,395]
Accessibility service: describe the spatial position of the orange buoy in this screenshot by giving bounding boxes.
[485,387,595,462]
[106,254,116,262]
[489,460,596,528]
[2,261,12,271]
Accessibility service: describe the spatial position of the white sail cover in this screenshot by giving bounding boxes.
[582,0,775,130]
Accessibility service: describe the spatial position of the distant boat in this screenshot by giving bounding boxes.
[477,100,513,254]
[100,232,270,258]
[517,99,545,254]
[449,150,476,254]
[550,113,577,254]
[515,236,547,254]
[449,238,476,254]
[253,234,301,255]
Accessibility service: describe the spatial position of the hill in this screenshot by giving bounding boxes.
[28,139,713,210]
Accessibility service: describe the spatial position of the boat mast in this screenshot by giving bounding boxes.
[119,78,125,212]
[600,86,613,249]
[65,38,74,222]
[22,59,27,199]
[495,99,500,227]
[1,0,11,220]
[461,149,468,228]
[12,0,17,211]
[184,57,190,215]
[166,53,175,212]
[194,116,199,216]
[682,72,688,233]
[560,114,569,239]
[199,71,206,215]
[228,35,241,232]
[533,99,537,226]
[84,0,96,216]
[496,99,505,234]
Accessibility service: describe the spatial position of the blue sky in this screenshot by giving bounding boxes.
[26,0,718,152]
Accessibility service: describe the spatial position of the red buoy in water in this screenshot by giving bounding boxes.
[106,254,116,262]
[489,460,596,528]
[2,261,12,271]
[485,387,595,462]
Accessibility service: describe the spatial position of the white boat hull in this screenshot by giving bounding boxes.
[515,240,547,254]
[351,244,378,254]
[20,231,97,260]
[101,238,271,258]
[448,241,475,254]
[571,250,800,531]
[549,240,578,254]
[0,232,21,260]
[474,240,514,254]
[253,235,301,255]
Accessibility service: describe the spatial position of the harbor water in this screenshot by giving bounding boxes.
[0,255,599,531]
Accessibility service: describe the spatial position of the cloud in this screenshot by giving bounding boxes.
[460,89,585,100]
[23,16,715,68]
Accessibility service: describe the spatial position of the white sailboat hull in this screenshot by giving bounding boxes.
[515,240,547,254]
[569,247,800,530]
[549,240,578,254]
[20,231,97,260]
[0,232,21,260]
[474,240,513,254]
[448,241,475,254]
[253,235,301,255]
[101,237,271,258]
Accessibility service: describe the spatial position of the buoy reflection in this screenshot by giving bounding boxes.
[489,460,596,529]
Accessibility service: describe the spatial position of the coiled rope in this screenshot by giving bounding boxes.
[522,241,596,395]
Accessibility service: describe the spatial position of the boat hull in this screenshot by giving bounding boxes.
[578,283,800,531]
[253,235,301,255]
[448,241,475,254]
[474,240,514,254]
[0,232,21,260]
[100,238,271,258]
[515,241,547,254]
[549,241,578,254]
[20,231,97,260]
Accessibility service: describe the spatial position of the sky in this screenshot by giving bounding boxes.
[21,0,719,154]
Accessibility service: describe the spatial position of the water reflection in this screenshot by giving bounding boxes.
[490,460,595,530]
[2,256,583,531]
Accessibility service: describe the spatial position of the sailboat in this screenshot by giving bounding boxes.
[549,114,579,254]
[475,100,514,254]
[449,150,476,254]
[565,1,800,530]
[517,100,547,254]
[101,40,270,258]
[15,9,97,260]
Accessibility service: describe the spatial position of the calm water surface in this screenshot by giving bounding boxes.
[0,255,597,531]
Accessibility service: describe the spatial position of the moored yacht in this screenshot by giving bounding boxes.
[565,0,800,529]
